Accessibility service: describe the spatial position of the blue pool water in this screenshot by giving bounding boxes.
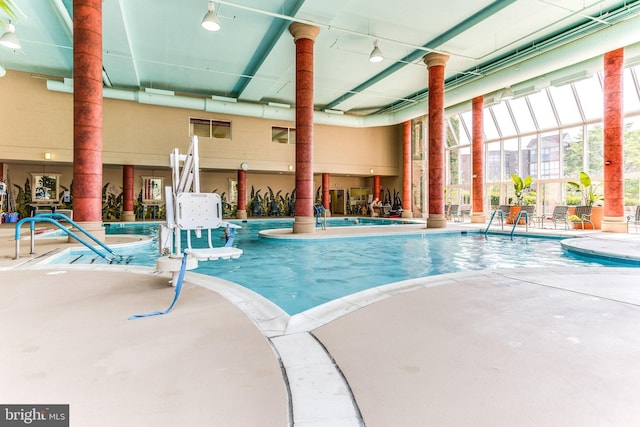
[53,219,633,315]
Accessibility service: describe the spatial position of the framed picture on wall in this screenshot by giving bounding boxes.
[141,176,164,204]
[30,173,60,203]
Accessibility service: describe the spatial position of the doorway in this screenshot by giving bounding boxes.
[330,189,344,214]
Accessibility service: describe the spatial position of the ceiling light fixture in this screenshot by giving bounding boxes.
[201,1,222,32]
[369,40,383,63]
[0,20,21,50]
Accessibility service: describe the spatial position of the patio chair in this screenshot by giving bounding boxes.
[543,205,570,230]
[460,204,471,222]
[570,205,594,229]
[627,206,640,233]
[447,204,460,222]
[518,205,535,225]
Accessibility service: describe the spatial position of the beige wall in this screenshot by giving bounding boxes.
[1,71,402,210]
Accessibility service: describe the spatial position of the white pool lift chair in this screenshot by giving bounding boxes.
[157,136,242,286]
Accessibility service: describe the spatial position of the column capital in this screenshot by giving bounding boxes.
[423,52,450,68]
[289,22,320,43]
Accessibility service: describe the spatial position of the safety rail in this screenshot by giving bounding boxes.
[510,211,530,239]
[14,213,120,263]
[315,205,327,230]
[484,209,506,234]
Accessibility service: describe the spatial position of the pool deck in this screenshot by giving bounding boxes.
[2,219,640,426]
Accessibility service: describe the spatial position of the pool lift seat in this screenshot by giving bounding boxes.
[157,136,242,286]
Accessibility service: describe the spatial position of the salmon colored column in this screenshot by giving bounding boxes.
[471,96,485,224]
[72,0,105,240]
[289,23,320,233]
[602,48,626,233]
[423,53,449,228]
[322,172,331,215]
[373,175,381,201]
[402,120,413,218]
[237,169,247,219]
[122,165,135,222]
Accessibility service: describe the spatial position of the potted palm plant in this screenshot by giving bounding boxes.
[509,173,532,224]
[567,171,603,229]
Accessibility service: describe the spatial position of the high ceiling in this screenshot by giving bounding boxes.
[2,0,640,122]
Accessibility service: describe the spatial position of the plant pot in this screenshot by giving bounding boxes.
[507,206,528,224]
[569,206,603,229]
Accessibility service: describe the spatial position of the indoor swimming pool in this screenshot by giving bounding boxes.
[47,219,638,315]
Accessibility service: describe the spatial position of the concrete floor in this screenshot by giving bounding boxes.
[1,220,640,426]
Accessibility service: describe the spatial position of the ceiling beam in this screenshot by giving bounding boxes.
[232,0,307,98]
[324,0,518,111]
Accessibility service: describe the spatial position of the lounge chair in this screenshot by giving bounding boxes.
[460,204,471,222]
[627,206,640,232]
[541,205,569,229]
[517,205,535,225]
[570,205,594,229]
[447,204,460,222]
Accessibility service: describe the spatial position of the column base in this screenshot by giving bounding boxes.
[401,210,413,218]
[68,221,106,243]
[293,216,316,234]
[236,210,247,220]
[471,212,485,224]
[122,211,135,222]
[426,214,447,228]
[601,216,627,233]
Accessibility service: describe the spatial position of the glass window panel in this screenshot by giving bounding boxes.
[211,120,232,139]
[483,108,500,140]
[459,110,473,141]
[189,118,210,138]
[448,149,459,185]
[562,126,584,178]
[487,184,501,210]
[624,67,640,113]
[459,146,471,184]
[460,186,471,204]
[538,182,562,216]
[539,131,561,179]
[446,118,460,147]
[586,123,604,177]
[486,141,501,182]
[457,118,471,146]
[503,138,519,178]
[548,84,582,125]
[528,90,557,130]
[624,178,640,208]
[271,126,295,144]
[574,74,603,121]
[624,116,640,175]
[507,97,536,134]
[491,103,517,137]
[521,136,537,179]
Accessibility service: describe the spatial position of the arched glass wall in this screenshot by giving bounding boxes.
[445,63,640,216]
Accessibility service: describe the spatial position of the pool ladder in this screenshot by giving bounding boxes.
[14,213,121,263]
[484,209,530,240]
[315,205,327,230]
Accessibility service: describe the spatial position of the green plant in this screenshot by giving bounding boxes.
[510,174,532,205]
[12,179,31,219]
[568,171,603,206]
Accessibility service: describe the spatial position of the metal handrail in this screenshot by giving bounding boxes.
[14,213,118,262]
[510,211,530,239]
[484,209,506,234]
[315,205,327,230]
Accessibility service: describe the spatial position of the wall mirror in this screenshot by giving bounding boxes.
[30,173,60,203]
[142,176,164,204]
